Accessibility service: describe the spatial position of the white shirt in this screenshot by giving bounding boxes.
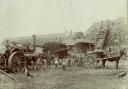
[55,60,58,64]
[62,60,66,65]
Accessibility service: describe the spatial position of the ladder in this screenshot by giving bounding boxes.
[95,29,108,49]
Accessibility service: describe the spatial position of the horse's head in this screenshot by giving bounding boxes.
[120,48,127,58]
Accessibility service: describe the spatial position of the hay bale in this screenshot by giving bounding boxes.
[42,42,68,58]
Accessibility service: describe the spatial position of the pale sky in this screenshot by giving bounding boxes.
[0,0,127,42]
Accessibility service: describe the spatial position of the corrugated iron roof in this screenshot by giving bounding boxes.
[63,40,76,45]
[63,39,94,46]
[75,39,94,44]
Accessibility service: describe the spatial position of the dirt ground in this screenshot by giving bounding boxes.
[0,60,128,89]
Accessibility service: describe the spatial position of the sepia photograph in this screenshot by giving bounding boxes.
[0,0,128,89]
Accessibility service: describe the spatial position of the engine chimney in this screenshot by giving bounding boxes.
[32,35,36,51]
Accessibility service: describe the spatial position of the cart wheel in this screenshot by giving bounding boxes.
[85,54,96,69]
[8,52,26,72]
[0,55,6,69]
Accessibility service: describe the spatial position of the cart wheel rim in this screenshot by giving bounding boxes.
[85,54,96,69]
[8,52,26,72]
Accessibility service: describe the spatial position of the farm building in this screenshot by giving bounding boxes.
[74,39,95,53]
[63,39,95,54]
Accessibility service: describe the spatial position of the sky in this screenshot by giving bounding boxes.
[0,0,127,42]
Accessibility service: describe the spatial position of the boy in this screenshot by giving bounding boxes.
[54,57,58,68]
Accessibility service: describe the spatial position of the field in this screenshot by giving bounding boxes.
[0,60,128,89]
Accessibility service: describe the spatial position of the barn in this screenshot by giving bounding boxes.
[74,39,95,53]
[64,39,95,54]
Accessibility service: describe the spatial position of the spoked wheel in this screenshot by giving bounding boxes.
[8,52,26,72]
[84,54,96,69]
[0,55,6,69]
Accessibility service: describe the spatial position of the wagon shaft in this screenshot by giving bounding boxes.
[24,53,39,58]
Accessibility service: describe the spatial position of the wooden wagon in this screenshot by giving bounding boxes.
[83,26,126,69]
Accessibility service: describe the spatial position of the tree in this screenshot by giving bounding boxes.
[73,32,85,40]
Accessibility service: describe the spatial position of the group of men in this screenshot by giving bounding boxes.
[54,57,67,70]
[35,55,71,71]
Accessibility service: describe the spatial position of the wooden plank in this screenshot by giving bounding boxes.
[0,69,17,82]
[24,53,39,57]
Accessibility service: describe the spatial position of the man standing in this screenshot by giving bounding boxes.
[54,57,58,68]
[46,59,51,68]
[68,56,71,67]
[62,57,67,70]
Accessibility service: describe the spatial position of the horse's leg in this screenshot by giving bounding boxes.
[49,63,50,68]
[47,63,49,68]
[43,60,45,68]
[116,60,119,69]
[48,64,49,68]
[96,59,100,67]
[32,59,37,69]
[47,62,49,68]
[46,62,48,68]
[33,63,36,69]
[30,60,34,69]
[102,59,106,68]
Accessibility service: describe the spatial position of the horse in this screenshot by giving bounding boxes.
[25,55,39,69]
[34,54,45,69]
[39,54,54,68]
[101,48,127,69]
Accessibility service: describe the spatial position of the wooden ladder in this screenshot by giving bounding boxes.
[95,29,108,49]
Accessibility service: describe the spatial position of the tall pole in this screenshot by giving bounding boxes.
[32,35,36,51]
[126,0,128,45]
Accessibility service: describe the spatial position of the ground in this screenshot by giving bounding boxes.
[0,60,128,89]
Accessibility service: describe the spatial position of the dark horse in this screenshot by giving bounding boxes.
[101,48,127,69]
[42,56,54,68]
[37,52,54,68]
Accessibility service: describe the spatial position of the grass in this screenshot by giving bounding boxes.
[0,60,128,89]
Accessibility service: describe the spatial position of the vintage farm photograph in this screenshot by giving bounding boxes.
[0,0,128,89]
